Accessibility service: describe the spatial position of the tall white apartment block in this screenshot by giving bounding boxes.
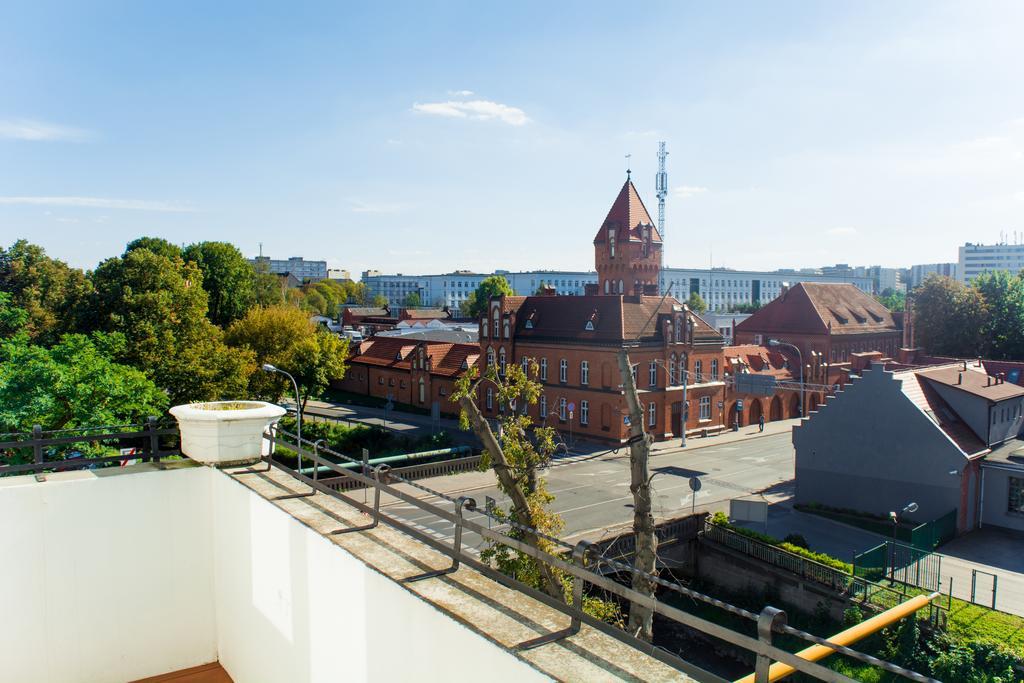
[959,243,1024,283]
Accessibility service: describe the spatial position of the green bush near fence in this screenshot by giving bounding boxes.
[709,512,852,573]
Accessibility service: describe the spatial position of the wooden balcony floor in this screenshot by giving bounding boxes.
[131,662,232,683]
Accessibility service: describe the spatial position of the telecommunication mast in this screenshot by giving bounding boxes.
[655,141,668,293]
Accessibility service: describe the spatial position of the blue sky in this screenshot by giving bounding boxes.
[2,1,1023,276]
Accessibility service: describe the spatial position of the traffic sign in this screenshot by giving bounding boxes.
[688,477,702,492]
[567,402,576,412]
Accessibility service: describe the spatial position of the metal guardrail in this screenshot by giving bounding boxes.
[0,418,180,476]
[321,454,484,492]
[702,523,948,627]
[255,427,937,683]
[592,513,707,563]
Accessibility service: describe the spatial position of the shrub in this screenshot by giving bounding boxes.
[707,513,852,572]
[783,533,810,549]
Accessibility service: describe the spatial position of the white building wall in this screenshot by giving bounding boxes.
[0,466,550,683]
[663,268,874,313]
[959,243,1024,283]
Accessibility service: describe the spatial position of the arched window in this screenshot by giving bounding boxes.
[492,317,499,338]
[670,354,677,385]
[486,387,493,410]
[503,320,510,338]
[618,279,624,294]
[498,348,506,376]
[604,280,610,294]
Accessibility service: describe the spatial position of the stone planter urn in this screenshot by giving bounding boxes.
[169,401,286,466]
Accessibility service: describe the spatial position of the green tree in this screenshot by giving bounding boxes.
[124,236,183,261]
[89,247,253,404]
[876,288,907,313]
[973,270,1024,360]
[183,241,256,326]
[225,305,348,409]
[686,292,708,314]
[252,262,285,307]
[303,289,329,316]
[534,280,548,295]
[403,291,421,308]
[0,329,168,433]
[467,275,514,318]
[0,240,92,345]
[913,275,988,357]
[459,291,477,318]
[372,293,389,308]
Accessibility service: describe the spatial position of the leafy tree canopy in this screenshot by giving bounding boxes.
[89,247,253,403]
[183,241,256,326]
[0,240,92,345]
[973,270,1024,360]
[875,288,907,313]
[225,305,348,408]
[124,236,183,261]
[0,328,168,433]
[913,275,988,358]
[686,292,708,314]
[403,291,421,308]
[372,293,389,308]
[467,275,513,318]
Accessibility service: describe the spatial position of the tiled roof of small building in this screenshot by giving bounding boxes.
[347,337,478,377]
[896,367,988,455]
[723,344,798,380]
[917,364,1024,403]
[735,282,897,337]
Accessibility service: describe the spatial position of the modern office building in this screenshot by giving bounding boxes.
[958,242,1024,283]
[907,263,958,289]
[661,267,872,312]
[361,270,598,308]
[250,255,328,282]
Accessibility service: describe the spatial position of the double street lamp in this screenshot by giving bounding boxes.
[262,364,302,451]
[768,338,804,417]
[888,501,919,580]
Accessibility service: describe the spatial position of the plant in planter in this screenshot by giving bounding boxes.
[169,400,286,466]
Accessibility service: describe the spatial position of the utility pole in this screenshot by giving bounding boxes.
[656,142,668,295]
[617,347,657,642]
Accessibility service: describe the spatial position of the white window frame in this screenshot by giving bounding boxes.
[699,396,711,420]
[670,354,677,385]
[559,397,567,421]
[711,359,719,381]
[695,359,703,382]
[649,361,657,387]
[486,387,493,410]
[540,394,547,419]
[559,358,568,383]
[540,357,548,381]
[580,360,589,386]
[499,348,506,376]
[580,400,589,426]
[648,401,656,426]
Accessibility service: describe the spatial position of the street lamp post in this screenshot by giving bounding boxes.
[769,339,804,417]
[888,501,919,581]
[262,364,302,451]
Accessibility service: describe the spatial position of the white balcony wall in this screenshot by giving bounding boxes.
[0,466,548,683]
[0,467,217,683]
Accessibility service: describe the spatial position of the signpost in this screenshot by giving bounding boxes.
[688,476,702,514]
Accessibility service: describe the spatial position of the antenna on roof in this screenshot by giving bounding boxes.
[625,153,632,180]
[656,141,668,296]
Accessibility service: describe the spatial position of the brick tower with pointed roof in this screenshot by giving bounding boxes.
[593,176,663,296]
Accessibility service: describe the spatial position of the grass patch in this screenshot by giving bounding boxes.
[947,599,1024,652]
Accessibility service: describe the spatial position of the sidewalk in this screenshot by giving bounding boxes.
[651,417,800,456]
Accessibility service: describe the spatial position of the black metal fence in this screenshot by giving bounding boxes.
[0,419,180,477]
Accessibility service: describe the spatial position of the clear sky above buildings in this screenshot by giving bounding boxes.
[2,1,1023,276]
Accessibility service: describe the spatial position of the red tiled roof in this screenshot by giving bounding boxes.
[401,308,450,320]
[593,179,662,245]
[723,344,798,380]
[735,282,897,337]
[896,368,988,455]
[348,337,478,377]
[509,294,721,345]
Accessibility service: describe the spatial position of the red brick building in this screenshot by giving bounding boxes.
[592,179,662,296]
[333,336,479,416]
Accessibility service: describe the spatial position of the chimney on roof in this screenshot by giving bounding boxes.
[539,284,557,296]
[987,376,992,387]
[957,372,962,385]
[962,360,968,371]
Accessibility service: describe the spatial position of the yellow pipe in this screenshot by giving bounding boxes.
[735,593,937,683]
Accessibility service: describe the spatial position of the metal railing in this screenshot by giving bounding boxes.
[253,427,937,683]
[703,523,948,627]
[0,419,180,477]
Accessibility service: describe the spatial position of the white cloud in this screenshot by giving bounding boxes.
[0,196,195,211]
[447,89,474,97]
[826,227,859,236]
[674,185,708,199]
[0,119,92,142]
[348,199,406,214]
[412,99,530,126]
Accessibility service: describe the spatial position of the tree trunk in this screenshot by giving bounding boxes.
[616,348,658,642]
[457,394,566,602]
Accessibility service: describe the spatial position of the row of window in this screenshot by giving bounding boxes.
[483,390,714,426]
[485,351,721,386]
